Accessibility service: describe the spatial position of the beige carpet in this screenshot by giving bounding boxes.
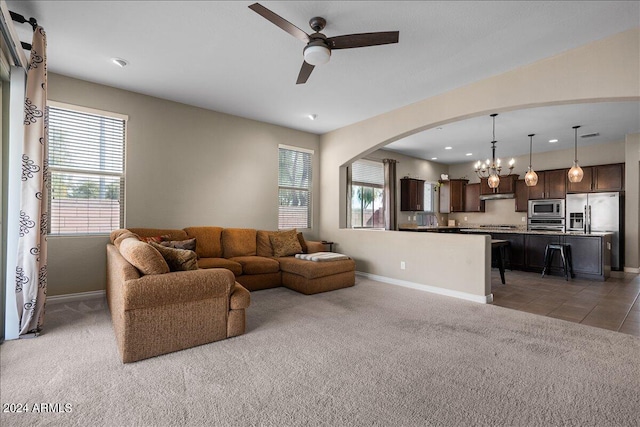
[1,278,639,426]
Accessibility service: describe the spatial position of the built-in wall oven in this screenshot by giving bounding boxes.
[528,199,565,232]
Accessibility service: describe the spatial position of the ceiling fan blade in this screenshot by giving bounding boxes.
[296,61,315,85]
[248,3,309,43]
[327,31,399,50]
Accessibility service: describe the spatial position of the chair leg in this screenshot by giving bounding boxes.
[566,247,575,278]
[541,246,550,278]
[560,248,568,281]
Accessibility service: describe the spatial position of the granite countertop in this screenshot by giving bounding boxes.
[398,225,612,236]
[459,228,613,236]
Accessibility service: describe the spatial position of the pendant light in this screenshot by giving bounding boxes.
[568,125,584,183]
[524,133,538,186]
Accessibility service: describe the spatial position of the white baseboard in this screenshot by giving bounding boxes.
[624,267,640,274]
[356,271,493,304]
[47,290,106,305]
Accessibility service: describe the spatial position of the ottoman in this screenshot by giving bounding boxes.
[278,255,356,295]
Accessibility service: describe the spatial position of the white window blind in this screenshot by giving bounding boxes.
[47,104,126,235]
[423,182,435,213]
[352,159,384,186]
[278,145,312,229]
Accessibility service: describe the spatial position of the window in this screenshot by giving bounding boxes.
[47,102,127,235]
[278,145,313,229]
[350,159,384,228]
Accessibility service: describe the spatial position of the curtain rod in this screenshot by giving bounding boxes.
[8,10,37,50]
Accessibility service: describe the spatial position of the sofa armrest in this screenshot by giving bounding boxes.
[305,240,328,253]
[123,268,235,311]
[230,282,250,310]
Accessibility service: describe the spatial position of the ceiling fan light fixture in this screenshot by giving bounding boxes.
[303,43,331,66]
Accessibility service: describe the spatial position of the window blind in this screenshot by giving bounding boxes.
[47,105,126,235]
[278,146,312,229]
[352,159,384,186]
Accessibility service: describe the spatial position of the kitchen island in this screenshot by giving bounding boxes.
[399,226,613,281]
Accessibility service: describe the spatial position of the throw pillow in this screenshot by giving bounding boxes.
[160,238,196,252]
[269,229,303,257]
[150,242,198,271]
[119,238,170,275]
[138,235,169,243]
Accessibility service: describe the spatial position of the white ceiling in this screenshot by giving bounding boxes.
[6,1,640,164]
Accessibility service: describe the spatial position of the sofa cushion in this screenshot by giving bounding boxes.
[278,256,356,279]
[257,229,308,256]
[184,227,223,258]
[112,230,140,248]
[229,256,280,275]
[150,242,198,271]
[269,229,303,257]
[119,237,170,275]
[222,228,257,258]
[256,230,278,257]
[160,238,197,252]
[197,258,243,276]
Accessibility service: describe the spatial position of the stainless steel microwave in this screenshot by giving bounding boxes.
[528,199,565,218]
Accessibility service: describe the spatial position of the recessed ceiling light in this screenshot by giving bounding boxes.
[436,127,443,130]
[549,139,558,143]
[308,114,317,121]
[465,153,473,156]
[444,146,452,150]
[111,58,128,68]
[431,157,438,160]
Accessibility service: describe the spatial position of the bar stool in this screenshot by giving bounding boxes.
[541,243,575,281]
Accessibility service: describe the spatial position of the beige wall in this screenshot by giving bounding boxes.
[47,73,320,296]
[624,133,639,271]
[319,28,639,299]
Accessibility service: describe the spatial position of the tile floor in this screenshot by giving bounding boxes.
[491,269,640,337]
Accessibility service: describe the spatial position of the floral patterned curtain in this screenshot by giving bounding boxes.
[15,26,48,336]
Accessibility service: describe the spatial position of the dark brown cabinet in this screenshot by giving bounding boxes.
[528,169,567,200]
[492,232,525,270]
[479,175,518,196]
[564,235,603,276]
[464,183,485,212]
[439,179,468,213]
[400,178,425,211]
[514,179,528,212]
[524,234,562,271]
[567,166,594,193]
[594,163,624,191]
[566,163,624,193]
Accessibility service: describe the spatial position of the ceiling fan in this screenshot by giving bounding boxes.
[249,3,399,84]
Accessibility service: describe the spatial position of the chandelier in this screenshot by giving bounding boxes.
[474,113,515,189]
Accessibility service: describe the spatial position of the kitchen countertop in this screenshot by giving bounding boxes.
[398,226,612,236]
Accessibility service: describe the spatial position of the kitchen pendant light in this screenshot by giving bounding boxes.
[524,133,538,186]
[568,125,584,183]
[474,113,514,189]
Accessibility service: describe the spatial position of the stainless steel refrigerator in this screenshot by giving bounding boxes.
[566,192,622,270]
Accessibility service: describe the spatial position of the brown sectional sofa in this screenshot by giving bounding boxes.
[107,226,355,363]
[128,226,356,293]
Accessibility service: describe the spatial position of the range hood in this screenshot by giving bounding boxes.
[479,192,515,200]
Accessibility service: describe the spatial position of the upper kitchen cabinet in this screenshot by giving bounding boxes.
[566,163,624,193]
[528,169,567,200]
[464,183,485,212]
[400,178,425,211]
[594,163,624,191]
[514,179,528,212]
[439,179,468,213]
[479,175,518,196]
